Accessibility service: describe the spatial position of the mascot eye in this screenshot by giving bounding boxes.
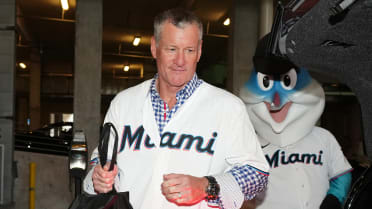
[280,68,297,90]
[257,72,274,91]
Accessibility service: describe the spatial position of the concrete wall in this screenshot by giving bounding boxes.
[0,0,16,205]
[13,151,74,209]
[227,0,260,95]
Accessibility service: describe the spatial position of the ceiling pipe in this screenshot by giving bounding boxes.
[325,91,355,96]
[204,33,229,38]
[112,76,144,80]
[16,73,73,77]
[103,52,153,60]
[17,15,75,23]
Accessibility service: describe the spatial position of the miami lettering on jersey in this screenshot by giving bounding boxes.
[265,149,323,168]
[119,125,217,155]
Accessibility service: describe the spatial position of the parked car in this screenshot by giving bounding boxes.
[14,122,73,156]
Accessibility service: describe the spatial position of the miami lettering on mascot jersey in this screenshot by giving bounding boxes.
[240,64,352,209]
[266,149,324,168]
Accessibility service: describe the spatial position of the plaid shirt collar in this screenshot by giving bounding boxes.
[150,73,202,135]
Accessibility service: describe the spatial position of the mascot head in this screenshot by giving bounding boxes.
[240,34,325,147]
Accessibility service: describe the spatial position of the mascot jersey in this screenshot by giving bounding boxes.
[83,79,270,209]
[240,68,352,209]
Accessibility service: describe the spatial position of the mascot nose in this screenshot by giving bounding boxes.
[270,92,281,110]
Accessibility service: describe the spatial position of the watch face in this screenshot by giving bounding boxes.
[210,183,220,196]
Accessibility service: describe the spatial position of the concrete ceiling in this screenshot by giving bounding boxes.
[15,0,232,77]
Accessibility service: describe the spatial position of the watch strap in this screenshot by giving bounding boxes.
[204,176,220,200]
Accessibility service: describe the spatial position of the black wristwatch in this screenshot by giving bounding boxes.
[204,176,220,200]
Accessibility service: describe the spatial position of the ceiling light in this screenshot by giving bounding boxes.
[223,18,230,26]
[133,36,141,46]
[123,65,129,72]
[19,62,27,69]
[61,0,69,11]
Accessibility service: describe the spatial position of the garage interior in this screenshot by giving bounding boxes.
[0,0,366,208]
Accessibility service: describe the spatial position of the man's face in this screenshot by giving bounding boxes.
[151,21,202,89]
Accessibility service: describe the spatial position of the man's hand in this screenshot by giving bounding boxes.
[161,173,208,206]
[92,163,118,193]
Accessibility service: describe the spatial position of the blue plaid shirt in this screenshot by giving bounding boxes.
[149,74,268,208]
[150,73,202,135]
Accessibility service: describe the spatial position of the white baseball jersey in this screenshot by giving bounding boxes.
[255,126,351,209]
[83,79,269,209]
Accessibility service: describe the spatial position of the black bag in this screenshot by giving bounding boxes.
[344,166,372,209]
[68,122,133,209]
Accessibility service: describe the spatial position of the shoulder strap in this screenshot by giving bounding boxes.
[97,122,119,171]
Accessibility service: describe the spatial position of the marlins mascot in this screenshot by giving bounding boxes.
[239,35,353,209]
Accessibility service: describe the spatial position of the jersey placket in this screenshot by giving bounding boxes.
[287,145,311,209]
[163,102,167,121]
[158,99,168,134]
[162,96,180,131]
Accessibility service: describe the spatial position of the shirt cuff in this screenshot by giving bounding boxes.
[214,173,245,209]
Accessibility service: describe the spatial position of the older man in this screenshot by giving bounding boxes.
[83,8,269,209]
